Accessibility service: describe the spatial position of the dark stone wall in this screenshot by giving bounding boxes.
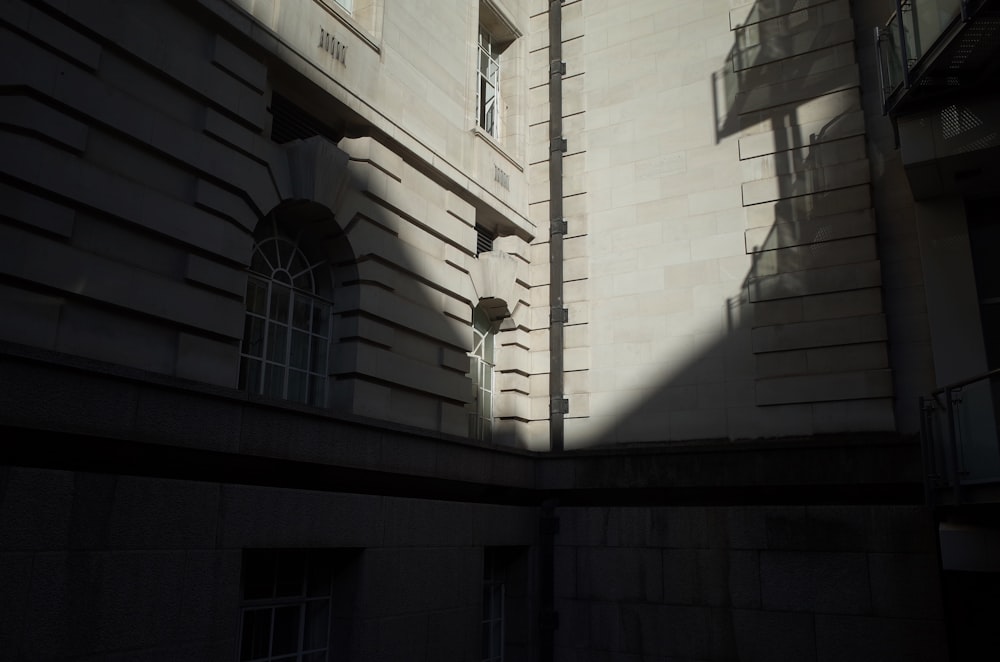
[0,466,537,662]
[552,505,948,662]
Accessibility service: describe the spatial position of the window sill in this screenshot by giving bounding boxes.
[472,126,523,172]
[315,0,381,54]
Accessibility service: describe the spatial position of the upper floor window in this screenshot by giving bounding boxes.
[239,217,333,406]
[469,305,497,441]
[475,1,521,148]
[333,0,352,11]
[478,26,501,138]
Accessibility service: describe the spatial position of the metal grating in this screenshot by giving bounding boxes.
[269,93,342,144]
[882,3,1000,116]
[476,225,495,254]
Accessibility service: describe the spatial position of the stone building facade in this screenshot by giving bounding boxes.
[2,0,996,660]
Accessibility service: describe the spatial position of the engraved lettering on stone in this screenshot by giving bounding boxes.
[318,27,347,66]
[494,164,510,190]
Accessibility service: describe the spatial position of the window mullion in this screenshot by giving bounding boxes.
[260,280,273,396]
[283,290,294,399]
[268,606,276,659]
[296,602,306,662]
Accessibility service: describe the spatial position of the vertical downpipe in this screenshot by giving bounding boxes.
[540,6,564,662]
[548,0,566,453]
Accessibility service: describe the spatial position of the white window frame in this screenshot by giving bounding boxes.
[469,306,496,441]
[237,550,334,662]
[240,219,333,407]
[481,549,505,662]
[477,25,501,139]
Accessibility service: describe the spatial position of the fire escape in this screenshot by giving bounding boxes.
[877,0,1000,119]
[875,1,1000,510]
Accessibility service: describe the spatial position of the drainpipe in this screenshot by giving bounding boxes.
[548,0,567,453]
[540,4,565,662]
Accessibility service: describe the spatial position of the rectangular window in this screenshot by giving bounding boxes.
[481,547,529,662]
[333,0,352,12]
[238,549,363,662]
[478,26,500,138]
[482,549,505,662]
[475,1,522,153]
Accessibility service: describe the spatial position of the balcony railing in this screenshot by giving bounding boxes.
[919,368,1000,505]
[875,0,981,115]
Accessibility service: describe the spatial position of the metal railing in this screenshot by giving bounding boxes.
[919,368,1000,504]
[875,0,967,113]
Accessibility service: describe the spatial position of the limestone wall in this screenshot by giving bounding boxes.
[525,0,900,448]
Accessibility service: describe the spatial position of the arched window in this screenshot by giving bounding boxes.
[469,305,497,441]
[239,217,333,406]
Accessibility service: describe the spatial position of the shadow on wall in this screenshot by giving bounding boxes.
[575,0,887,447]
[257,131,485,438]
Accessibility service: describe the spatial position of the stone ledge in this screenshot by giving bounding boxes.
[0,343,923,506]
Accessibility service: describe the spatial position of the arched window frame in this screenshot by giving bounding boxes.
[239,216,334,406]
[469,305,498,441]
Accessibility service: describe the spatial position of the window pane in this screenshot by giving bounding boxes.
[249,359,264,394]
[287,370,307,403]
[293,269,315,293]
[292,297,312,330]
[484,328,495,360]
[491,620,503,657]
[481,621,491,660]
[240,608,272,661]
[238,357,250,391]
[265,364,286,398]
[273,237,288,272]
[271,605,301,655]
[251,248,271,276]
[247,278,267,314]
[308,374,325,407]
[266,323,288,363]
[481,80,495,112]
[304,599,330,650]
[290,330,310,369]
[311,304,329,334]
[311,336,328,372]
[491,585,503,615]
[469,357,480,386]
[270,283,291,320]
[243,316,265,358]
[288,250,308,282]
[241,358,263,394]
[259,239,279,273]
